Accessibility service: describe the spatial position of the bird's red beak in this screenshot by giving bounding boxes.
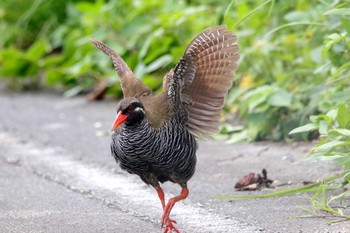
[112,111,127,130]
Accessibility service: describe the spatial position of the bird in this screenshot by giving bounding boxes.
[91,25,239,233]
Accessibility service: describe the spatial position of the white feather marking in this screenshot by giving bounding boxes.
[134,107,145,113]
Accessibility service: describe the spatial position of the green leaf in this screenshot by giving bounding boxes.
[329,89,350,103]
[138,29,164,60]
[268,89,293,107]
[332,129,350,137]
[319,120,328,135]
[226,130,249,143]
[336,104,350,128]
[326,109,338,120]
[324,8,350,16]
[134,62,146,78]
[241,85,274,114]
[314,141,345,152]
[26,39,49,61]
[142,75,162,90]
[63,85,85,98]
[42,54,64,67]
[284,11,308,22]
[220,124,245,134]
[45,68,63,85]
[144,36,174,64]
[333,62,350,79]
[0,48,39,77]
[341,18,350,34]
[143,54,173,74]
[310,114,333,124]
[138,36,153,61]
[289,123,317,134]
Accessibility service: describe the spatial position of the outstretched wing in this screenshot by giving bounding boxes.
[165,26,239,137]
[91,40,151,98]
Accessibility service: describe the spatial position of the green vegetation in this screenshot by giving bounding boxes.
[1,0,350,220]
[1,0,349,141]
[221,0,350,142]
[288,104,350,221]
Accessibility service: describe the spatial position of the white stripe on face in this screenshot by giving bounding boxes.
[134,107,145,113]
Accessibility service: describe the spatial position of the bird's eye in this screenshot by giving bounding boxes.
[127,107,133,112]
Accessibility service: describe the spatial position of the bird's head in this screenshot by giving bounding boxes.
[112,98,145,131]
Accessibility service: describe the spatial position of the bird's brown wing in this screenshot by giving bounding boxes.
[91,40,151,98]
[165,26,239,137]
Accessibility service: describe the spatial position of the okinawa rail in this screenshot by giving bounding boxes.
[92,25,239,233]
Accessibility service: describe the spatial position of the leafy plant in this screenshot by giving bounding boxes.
[1,0,350,142]
[216,0,350,221]
[0,0,228,96]
[0,39,51,90]
[295,184,350,224]
[290,104,350,182]
[219,0,350,141]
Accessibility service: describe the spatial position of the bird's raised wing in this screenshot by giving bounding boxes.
[165,26,239,137]
[91,40,151,98]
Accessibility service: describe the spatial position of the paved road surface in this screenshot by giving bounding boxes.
[0,89,349,233]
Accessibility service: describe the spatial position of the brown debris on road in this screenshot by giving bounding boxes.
[235,169,274,191]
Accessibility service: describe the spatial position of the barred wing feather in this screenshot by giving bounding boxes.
[181,26,239,137]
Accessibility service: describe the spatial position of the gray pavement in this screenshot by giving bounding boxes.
[0,88,349,233]
[0,155,157,233]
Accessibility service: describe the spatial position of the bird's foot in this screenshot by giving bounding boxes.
[162,218,180,233]
[160,188,188,233]
[161,198,176,227]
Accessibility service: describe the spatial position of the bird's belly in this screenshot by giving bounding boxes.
[111,124,197,184]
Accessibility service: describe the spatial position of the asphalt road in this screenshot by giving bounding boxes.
[0,88,349,233]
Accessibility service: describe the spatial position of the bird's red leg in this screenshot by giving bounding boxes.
[156,186,166,209]
[155,187,177,225]
[161,188,189,233]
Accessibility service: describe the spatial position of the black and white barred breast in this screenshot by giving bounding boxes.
[111,118,197,186]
